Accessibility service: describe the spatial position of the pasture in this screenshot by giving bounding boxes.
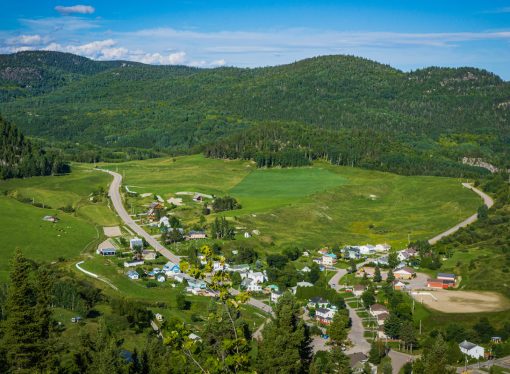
[0,164,119,281]
[102,155,482,249]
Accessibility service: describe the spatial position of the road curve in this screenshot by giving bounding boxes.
[98,168,273,316]
[428,183,494,245]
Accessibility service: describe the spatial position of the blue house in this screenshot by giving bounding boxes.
[127,270,139,280]
[163,261,180,274]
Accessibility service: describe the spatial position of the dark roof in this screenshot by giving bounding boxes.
[348,352,368,366]
[377,312,390,321]
[370,304,388,311]
[316,307,330,314]
[310,296,328,303]
[459,340,478,350]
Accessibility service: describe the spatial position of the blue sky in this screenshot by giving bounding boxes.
[1,1,510,78]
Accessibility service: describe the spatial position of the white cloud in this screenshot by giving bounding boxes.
[7,34,43,45]
[55,5,95,15]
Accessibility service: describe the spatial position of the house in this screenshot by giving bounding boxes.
[42,215,59,223]
[427,279,453,289]
[187,230,207,240]
[163,261,180,274]
[345,247,362,260]
[459,340,485,359]
[393,280,407,291]
[243,232,251,238]
[71,316,83,323]
[373,256,389,266]
[98,247,116,256]
[212,261,227,272]
[437,273,456,283]
[376,312,389,326]
[159,216,170,227]
[322,253,337,266]
[157,274,166,282]
[375,244,391,252]
[187,279,207,290]
[348,352,369,373]
[296,281,313,288]
[353,284,366,297]
[246,271,267,284]
[308,297,329,309]
[300,266,311,273]
[142,250,157,260]
[302,251,310,257]
[241,278,262,292]
[173,273,187,283]
[393,267,416,280]
[358,245,376,256]
[397,250,412,262]
[155,313,164,322]
[229,264,250,273]
[270,290,283,303]
[147,202,164,221]
[127,270,139,280]
[124,260,144,268]
[315,308,335,325]
[369,304,389,317]
[188,333,202,341]
[356,267,385,279]
[130,237,144,250]
[312,258,323,265]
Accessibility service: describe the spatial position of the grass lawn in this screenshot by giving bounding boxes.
[101,155,481,250]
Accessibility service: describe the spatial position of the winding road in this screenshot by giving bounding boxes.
[428,183,493,245]
[99,168,273,315]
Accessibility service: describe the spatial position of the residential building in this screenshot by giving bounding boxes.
[98,248,116,256]
[163,261,180,274]
[130,237,143,250]
[369,304,389,317]
[318,248,329,255]
[376,312,389,326]
[157,274,166,282]
[300,266,311,273]
[358,245,376,256]
[124,260,144,268]
[315,308,335,325]
[353,284,366,297]
[296,281,313,288]
[393,280,407,291]
[345,247,362,259]
[308,297,329,309]
[393,267,416,280]
[241,278,262,292]
[187,279,207,290]
[459,340,485,359]
[127,270,139,280]
[375,244,391,252]
[437,273,456,283]
[322,253,337,266]
[243,232,251,238]
[229,264,250,273]
[155,313,164,322]
[241,270,266,284]
[270,290,283,303]
[187,230,207,240]
[348,353,369,373]
[373,256,389,266]
[302,251,310,257]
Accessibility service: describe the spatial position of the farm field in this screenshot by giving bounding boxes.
[101,154,482,249]
[0,164,119,281]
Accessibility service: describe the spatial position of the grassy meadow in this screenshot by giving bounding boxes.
[102,155,481,249]
[0,164,118,281]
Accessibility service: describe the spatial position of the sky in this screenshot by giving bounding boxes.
[1,1,510,79]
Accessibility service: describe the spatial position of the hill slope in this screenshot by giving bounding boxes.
[0,51,509,174]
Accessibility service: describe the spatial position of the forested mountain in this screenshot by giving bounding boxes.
[0,117,69,179]
[0,51,509,176]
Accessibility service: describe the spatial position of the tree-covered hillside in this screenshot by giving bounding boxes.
[0,51,509,175]
[0,117,69,179]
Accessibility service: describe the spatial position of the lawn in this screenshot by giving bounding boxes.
[101,155,481,250]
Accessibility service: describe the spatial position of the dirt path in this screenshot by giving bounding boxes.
[75,261,118,291]
[428,183,494,245]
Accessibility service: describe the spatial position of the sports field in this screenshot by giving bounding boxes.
[101,154,482,249]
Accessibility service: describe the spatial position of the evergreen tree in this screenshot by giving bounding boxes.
[308,262,321,284]
[2,249,46,371]
[373,266,382,283]
[414,334,455,374]
[386,268,395,283]
[368,340,386,365]
[257,293,311,373]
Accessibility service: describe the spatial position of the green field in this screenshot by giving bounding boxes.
[102,154,481,249]
[0,164,119,281]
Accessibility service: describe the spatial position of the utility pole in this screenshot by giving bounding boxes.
[419,319,422,335]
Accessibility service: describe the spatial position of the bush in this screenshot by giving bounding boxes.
[145,281,157,288]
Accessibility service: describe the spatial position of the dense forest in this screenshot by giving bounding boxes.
[0,51,509,176]
[0,117,69,179]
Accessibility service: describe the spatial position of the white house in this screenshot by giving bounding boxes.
[296,281,313,288]
[353,284,366,297]
[243,232,251,238]
[358,245,376,256]
[315,308,336,325]
[459,340,485,359]
[300,266,311,273]
[270,290,283,303]
[212,261,228,272]
[242,278,262,292]
[159,216,170,227]
[375,244,391,252]
[155,313,164,322]
[302,251,310,257]
[322,253,337,266]
[157,274,166,282]
[163,261,180,274]
[242,270,266,284]
[308,297,329,309]
[127,270,139,280]
[130,237,143,250]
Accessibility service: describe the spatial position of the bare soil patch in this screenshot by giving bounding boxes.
[103,226,122,237]
[413,290,510,313]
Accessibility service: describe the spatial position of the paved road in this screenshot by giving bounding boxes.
[99,168,273,316]
[456,355,510,373]
[428,183,494,245]
[389,350,415,374]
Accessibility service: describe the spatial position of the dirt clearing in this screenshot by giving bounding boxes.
[103,226,122,237]
[412,290,510,313]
